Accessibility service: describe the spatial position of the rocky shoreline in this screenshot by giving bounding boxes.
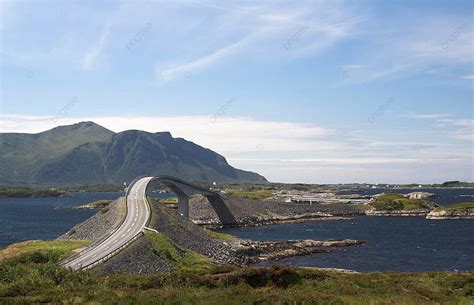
[237,239,365,263]
[62,196,365,274]
[365,208,431,217]
[426,210,474,220]
[56,193,471,275]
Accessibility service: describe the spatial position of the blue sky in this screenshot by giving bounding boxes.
[0,0,473,183]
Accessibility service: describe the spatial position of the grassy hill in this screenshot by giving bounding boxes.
[369,193,434,211]
[0,122,267,186]
[0,241,472,304]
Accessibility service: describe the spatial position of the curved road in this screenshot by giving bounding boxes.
[63,176,153,270]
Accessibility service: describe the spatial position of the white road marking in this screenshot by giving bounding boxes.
[65,178,152,270]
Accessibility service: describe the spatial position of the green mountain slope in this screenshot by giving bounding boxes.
[0,122,267,186]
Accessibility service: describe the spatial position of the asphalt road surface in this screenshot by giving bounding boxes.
[63,177,153,270]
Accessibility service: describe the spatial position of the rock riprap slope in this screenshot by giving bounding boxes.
[58,197,126,242]
[189,194,365,227]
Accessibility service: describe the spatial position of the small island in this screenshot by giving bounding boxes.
[427,202,474,220]
[365,193,434,216]
[0,186,68,198]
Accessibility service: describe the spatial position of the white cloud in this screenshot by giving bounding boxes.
[438,118,474,127]
[0,114,335,154]
[338,16,473,85]
[82,22,111,70]
[1,113,471,183]
[405,114,473,142]
[403,113,452,120]
[230,156,472,184]
[157,38,248,81]
[155,1,361,81]
[451,133,474,141]
[463,74,474,80]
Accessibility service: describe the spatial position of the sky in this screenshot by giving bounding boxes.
[0,0,473,184]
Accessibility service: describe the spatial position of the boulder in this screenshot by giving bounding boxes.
[404,192,436,200]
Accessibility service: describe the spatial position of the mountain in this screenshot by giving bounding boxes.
[0,122,267,186]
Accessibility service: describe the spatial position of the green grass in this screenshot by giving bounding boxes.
[0,248,472,304]
[158,196,178,204]
[100,207,109,213]
[0,240,90,262]
[225,188,273,201]
[145,231,217,273]
[369,193,433,211]
[434,202,474,212]
[204,229,239,241]
[82,199,113,209]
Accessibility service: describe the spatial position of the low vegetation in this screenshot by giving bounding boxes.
[158,196,178,204]
[204,229,239,241]
[225,188,274,201]
[433,202,474,212]
[67,184,124,192]
[145,231,216,273]
[440,181,474,188]
[0,240,89,262]
[0,186,67,198]
[0,244,472,304]
[79,199,113,209]
[369,193,433,211]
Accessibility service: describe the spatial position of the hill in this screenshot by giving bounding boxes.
[0,122,267,186]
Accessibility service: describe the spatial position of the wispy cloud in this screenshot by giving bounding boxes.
[462,74,474,80]
[438,118,474,127]
[405,113,473,142]
[82,22,111,71]
[157,38,248,81]
[403,113,453,120]
[155,1,361,82]
[338,16,473,85]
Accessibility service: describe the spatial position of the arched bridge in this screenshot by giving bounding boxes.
[62,176,235,270]
[145,175,216,219]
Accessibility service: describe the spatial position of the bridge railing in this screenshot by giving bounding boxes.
[60,197,129,267]
[61,175,144,267]
[149,175,217,195]
[126,175,148,196]
[81,232,144,270]
[61,177,149,269]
